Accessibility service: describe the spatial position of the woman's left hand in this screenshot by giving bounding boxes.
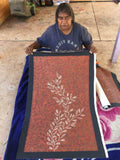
[86,44,97,54]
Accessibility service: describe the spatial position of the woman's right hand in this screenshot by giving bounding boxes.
[25,41,40,54]
[25,45,34,55]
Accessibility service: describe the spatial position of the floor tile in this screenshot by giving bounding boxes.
[93,2,120,40]
[71,2,100,40]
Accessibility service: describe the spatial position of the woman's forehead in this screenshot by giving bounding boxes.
[58,12,70,16]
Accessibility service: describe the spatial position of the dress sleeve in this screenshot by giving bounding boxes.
[36,28,49,48]
[81,26,93,47]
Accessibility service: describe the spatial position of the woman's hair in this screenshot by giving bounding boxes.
[55,3,75,23]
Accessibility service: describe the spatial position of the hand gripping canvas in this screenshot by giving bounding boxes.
[16,51,108,159]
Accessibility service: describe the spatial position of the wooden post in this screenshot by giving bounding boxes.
[0,0,10,25]
[111,26,120,63]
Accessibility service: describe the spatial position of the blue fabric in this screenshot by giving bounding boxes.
[3,56,39,160]
[36,23,93,52]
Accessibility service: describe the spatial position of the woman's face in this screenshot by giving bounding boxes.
[57,12,72,33]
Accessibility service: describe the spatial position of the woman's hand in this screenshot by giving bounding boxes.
[25,45,34,55]
[86,44,97,54]
[25,41,40,54]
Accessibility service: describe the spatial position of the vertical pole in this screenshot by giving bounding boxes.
[111,25,120,63]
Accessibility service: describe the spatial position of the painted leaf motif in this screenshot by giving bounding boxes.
[47,72,85,151]
[53,97,60,103]
[61,134,66,138]
[47,137,51,142]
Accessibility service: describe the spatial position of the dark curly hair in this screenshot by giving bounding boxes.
[55,3,75,23]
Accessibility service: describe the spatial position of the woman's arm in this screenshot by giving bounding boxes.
[25,41,41,54]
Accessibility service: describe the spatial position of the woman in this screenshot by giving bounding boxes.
[25,3,97,54]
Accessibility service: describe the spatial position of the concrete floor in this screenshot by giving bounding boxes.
[0,2,120,159]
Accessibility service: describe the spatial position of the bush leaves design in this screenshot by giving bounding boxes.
[47,73,85,151]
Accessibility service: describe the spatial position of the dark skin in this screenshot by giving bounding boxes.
[86,44,97,54]
[25,12,97,54]
[25,41,40,54]
[25,41,97,54]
